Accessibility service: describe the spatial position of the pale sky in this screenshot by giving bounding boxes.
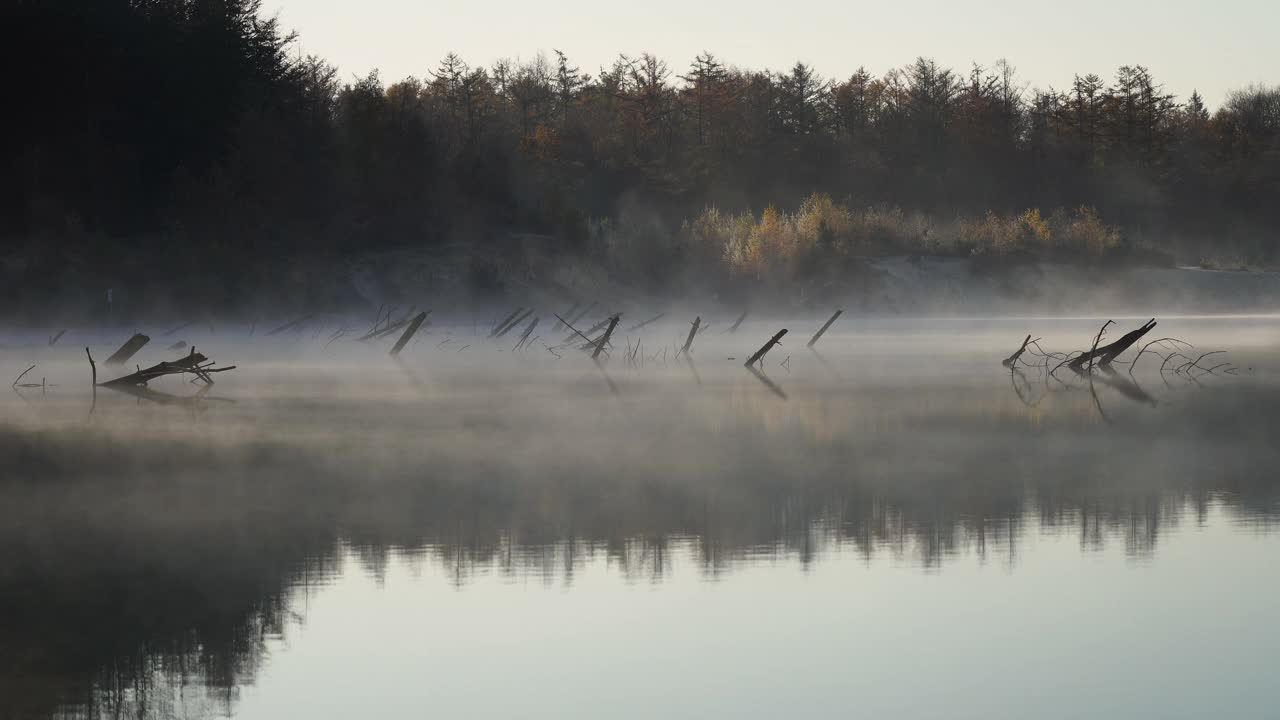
[272,0,1277,109]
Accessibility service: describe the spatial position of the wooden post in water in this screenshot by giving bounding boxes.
[745,329,788,367]
[592,316,620,359]
[390,312,429,356]
[680,316,701,355]
[105,333,150,366]
[807,310,843,348]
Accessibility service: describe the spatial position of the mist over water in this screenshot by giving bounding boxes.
[1,315,1278,719]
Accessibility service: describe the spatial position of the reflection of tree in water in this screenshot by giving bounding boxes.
[0,527,337,720]
[1,381,1278,719]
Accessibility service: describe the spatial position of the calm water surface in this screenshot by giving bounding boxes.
[1,316,1277,719]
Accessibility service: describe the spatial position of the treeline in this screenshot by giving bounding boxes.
[3,0,1279,305]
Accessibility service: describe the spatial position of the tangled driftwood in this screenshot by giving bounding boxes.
[90,346,237,387]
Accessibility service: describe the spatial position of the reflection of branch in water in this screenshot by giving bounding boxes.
[103,382,235,411]
[592,357,619,395]
[746,365,788,401]
[808,347,841,381]
[1009,369,1045,409]
[391,354,427,392]
[1094,366,1156,406]
[1087,376,1111,424]
[684,354,701,386]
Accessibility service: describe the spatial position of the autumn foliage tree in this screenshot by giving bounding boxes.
[3,0,1280,310]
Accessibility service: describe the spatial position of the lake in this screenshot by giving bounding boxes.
[1,315,1277,719]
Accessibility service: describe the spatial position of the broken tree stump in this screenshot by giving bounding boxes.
[807,310,843,348]
[680,317,702,355]
[1067,319,1157,372]
[390,312,429,356]
[105,333,150,366]
[745,329,788,368]
[728,310,748,334]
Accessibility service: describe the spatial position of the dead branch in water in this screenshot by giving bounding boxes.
[1008,318,1230,412]
[98,347,236,387]
[1002,335,1033,368]
[572,315,614,344]
[390,312,430,356]
[627,313,665,332]
[1129,338,1192,374]
[568,301,596,328]
[358,307,423,342]
[726,310,748,334]
[513,316,540,351]
[1177,350,1226,374]
[679,316,701,356]
[489,307,522,337]
[592,316,620,360]
[807,310,843,348]
[554,313,595,348]
[745,329,788,368]
[1045,319,1153,375]
[1160,352,1189,375]
[12,365,36,388]
[104,334,151,366]
[325,328,351,348]
[48,330,66,347]
[554,303,579,331]
[495,308,534,339]
[1068,319,1156,372]
[164,320,194,337]
[266,314,315,337]
[1083,320,1115,373]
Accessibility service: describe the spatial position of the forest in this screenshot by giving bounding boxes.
[3,0,1279,311]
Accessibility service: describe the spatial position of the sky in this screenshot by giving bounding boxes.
[271,0,1277,108]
